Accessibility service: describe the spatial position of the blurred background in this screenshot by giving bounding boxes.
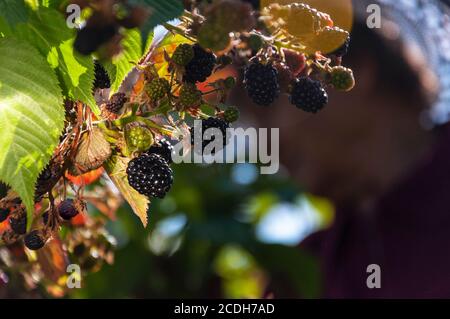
[68,162,331,298]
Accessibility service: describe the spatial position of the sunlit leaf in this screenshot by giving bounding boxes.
[0,8,98,114]
[104,156,150,227]
[0,0,29,26]
[129,0,184,47]
[0,38,64,225]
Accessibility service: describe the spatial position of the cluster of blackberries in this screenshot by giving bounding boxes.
[4,199,81,251]
[127,139,174,199]
[190,117,230,154]
[243,60,329,113]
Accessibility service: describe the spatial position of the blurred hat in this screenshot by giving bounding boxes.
[353,0,450,125]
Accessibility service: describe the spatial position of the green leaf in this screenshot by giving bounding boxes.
[104,28,153,95]
[129,0,183,46]
[104,156,150,227]
[1,8,98,114]
[0,38,64,224]
[0,0,29,26]
[38,0,66,8]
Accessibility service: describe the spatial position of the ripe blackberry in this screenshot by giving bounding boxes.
[105,92,127,114]
[244,61,280,106]
[146,138,174,164]
[331,35,350,57]
[35,161,63,201]
[172,43,194,66]
[184,44,216,83]
[0,208,9,223]
[146,78,170,102]
[42,211,49,225]
[74,25,118,55]
[289,77,328,113]
[190,117,230,154]
[9,209,27,235]
[93,61,111,89]
[127,153,173,198]
[24,230,47,250]
[57,199,79,220]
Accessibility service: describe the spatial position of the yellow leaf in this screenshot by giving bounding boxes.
[104,156,150,227]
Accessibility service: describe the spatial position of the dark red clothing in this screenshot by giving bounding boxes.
[303,126,450,298]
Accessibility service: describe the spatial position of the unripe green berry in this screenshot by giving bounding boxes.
[179,83,202,108]
[145,77,170,101]
[223,106,239,123]
[330,66,355,92]
[217,55,233,67]
[224,76,236,89]
[172,43,194,66]
[127,125,154,152]
[248,34,264,51]
[197,22,230,52]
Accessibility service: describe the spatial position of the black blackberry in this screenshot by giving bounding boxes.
[190,117,230,154]
[127,153,173,198]
[24,230,47,250]
[94,61,111,89]
[331,35,350,57]
[0,208,9,223]
[243,61,280,106]
[289,77,328,113]
[10,209,27,235]
[74,25,118,55]
[57,199,79,220]
[105,92,127,114]
[35,161,63,201]
[146,138,174,164]
[42,211,49,225]
[184,44,216,83]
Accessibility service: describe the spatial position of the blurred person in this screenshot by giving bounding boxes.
[237,0,450,297]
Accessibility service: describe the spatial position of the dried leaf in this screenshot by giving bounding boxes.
[104,155,150,226]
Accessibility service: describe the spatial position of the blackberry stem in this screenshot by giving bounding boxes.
[138,117,174,136]
[162,23,196,42]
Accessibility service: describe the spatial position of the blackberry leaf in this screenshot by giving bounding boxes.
[1,8,99,114]
[0,38,64,229]
[104,156,150,227]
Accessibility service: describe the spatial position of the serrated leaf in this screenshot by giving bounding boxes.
[129,0,183,47]
[0,0,29,26]
[104,156,149,227]
[0,38,64,224]
[105,28,145,95]
[1,8,98,114]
